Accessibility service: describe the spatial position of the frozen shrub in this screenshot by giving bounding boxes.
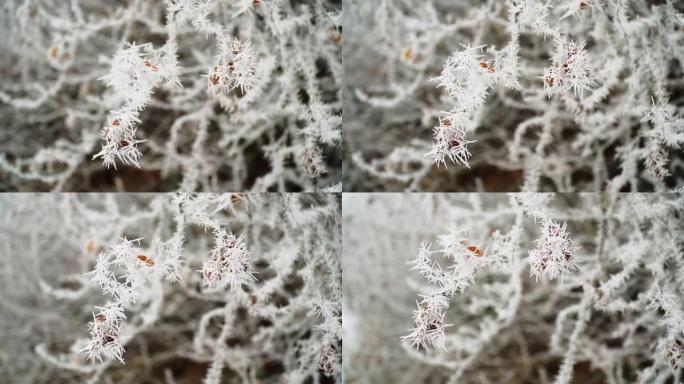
[344,0,684,191]
[343,192,684,384]
[0,192,341,383]
[0,0,341,191]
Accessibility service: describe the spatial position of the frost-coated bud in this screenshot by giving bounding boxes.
[542,39,596,99]
[200,232,255,291]
[528,220,577,280]
[206,39,258,96]
[402,294,451,350]
[80,304,126,363]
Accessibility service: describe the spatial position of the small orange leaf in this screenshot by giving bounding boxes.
[467,245,484,257]
[403,48,413,61]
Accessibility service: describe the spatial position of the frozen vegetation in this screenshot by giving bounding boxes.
[0,0,342,192]
[343,0,684,192]
[344,192,684,383]
[0,193,341,383]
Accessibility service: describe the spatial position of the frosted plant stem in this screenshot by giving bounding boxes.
[554,291,592,384]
